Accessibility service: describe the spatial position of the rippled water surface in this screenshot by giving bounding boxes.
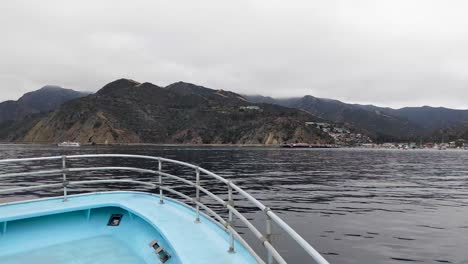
[1,145,468,264]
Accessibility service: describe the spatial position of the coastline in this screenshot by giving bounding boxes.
[0,142,276,147]
[0,142,342,148]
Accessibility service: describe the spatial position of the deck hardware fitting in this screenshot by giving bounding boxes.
[107,214,123,226]
[149,240,171,263]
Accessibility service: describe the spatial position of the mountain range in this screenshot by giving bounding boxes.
[1,79,467,144]
[246,95,468,142]
[0,79,331,144]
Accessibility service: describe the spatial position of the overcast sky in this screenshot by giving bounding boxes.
[1,0,468,108]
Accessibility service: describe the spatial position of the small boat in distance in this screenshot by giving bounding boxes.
[57,141,80,147]
[280,143,336,148]
[281,143,311,148]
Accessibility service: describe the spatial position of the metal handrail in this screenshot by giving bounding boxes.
[0,154,329,264]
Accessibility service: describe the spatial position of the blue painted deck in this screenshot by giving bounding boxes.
[0,192,257,264]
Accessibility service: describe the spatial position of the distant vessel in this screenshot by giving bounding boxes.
[439,135,446,150]
[281,143,311,148]
[280,143,335,148]
[57,141,80,147]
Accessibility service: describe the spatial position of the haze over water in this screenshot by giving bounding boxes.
[0,145,467,263]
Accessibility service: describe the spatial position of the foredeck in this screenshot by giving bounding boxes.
[0,191,257,264]
[0,154,329,264]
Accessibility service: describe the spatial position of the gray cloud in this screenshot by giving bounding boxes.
[1,0,468,108]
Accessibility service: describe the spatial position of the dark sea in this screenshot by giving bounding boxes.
[0,144,467,264]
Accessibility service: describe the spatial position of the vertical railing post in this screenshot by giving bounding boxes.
[227,181,235,253]
[265,208,273,264]
[62,156,67,202]
[195,167,201,223]
[158,158,164,204]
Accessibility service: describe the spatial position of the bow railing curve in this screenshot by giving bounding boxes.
[0,154,329,264]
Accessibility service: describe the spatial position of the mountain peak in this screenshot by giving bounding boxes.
[166,82,246,102]
[18,85,86,105]
[168,82,228,98]
[166,81,215,96]
[96,78,140,95]
[0,85,88,124]
[38,85,66,91]
[135,82,161,89]
[171,81,196,86]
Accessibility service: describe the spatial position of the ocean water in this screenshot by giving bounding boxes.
[0,144,467,264]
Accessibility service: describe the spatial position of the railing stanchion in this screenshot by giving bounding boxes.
[195,167,201,223]
[158,158,164,204]
[62,156,67,202]
[265,208,273,264]
[228,181,235,253]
